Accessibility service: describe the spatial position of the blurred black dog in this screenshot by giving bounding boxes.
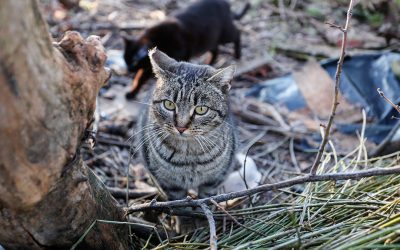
[122,0,250,99]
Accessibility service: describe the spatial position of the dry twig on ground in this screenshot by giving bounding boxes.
[126,166,400,213]
[200,203,218,250]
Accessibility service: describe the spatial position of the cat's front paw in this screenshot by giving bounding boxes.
[175,216,196,235]
[174,206,209,235]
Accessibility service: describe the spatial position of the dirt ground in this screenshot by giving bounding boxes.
[40,0,399,210]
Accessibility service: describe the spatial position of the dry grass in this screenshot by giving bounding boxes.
[150,148,400,249]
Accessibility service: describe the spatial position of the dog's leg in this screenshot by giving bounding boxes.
[234,33,241,59]
[207,48,219,65]
[125,68,152,99]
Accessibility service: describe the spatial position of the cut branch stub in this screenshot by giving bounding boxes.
[56,31,111,134]
[0,27,111,209]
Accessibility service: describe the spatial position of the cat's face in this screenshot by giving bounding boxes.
[123,37,150,73]
[148,48,235,138]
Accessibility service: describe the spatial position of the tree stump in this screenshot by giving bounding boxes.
[0,1,133,249]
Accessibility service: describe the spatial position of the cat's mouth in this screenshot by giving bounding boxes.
[168,127,202,138]
[162,125,188,137]
[172,127,190,137]
[163,124,207,138]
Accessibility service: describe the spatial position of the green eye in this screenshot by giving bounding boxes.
[195,106,209,115]
[163,100,176,111]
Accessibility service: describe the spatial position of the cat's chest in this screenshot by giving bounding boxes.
[147,136,230,186]
[173,141,206,156]
[161,137,216,156]
[152,158,226,188]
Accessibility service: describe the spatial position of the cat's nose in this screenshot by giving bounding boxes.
[175,126,187,134]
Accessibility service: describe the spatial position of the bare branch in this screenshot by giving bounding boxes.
[200,203,218,250]
[126,166,400,213]
[310,0,356,175]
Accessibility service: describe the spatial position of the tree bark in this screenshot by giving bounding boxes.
[0,1,133,249]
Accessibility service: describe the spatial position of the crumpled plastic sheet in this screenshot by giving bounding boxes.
[247,52,400,144]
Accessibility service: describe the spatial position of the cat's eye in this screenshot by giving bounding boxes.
[195,106,209,115]
[163,100,176,111]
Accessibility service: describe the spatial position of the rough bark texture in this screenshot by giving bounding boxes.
[0,1,132,249]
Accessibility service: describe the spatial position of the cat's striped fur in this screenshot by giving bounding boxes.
[138,48,237,200]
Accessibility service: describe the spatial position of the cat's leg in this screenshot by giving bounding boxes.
[162,184,187,200]
[125,68,152,99]
[161,184,196,234]
[198,180,222,199]
[234,33,241,59]
[208,48,219,65]
[143,179,187,224]
[194,180,223,230]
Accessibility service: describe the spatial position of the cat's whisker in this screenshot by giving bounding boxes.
[129,100,152,106]
[198,137,212,152]
[222,120,237,130]
[195,136,208,152]
[200,135,218,147]
[194,136,207,153]
[206,132,220,138]
[140,128,165,144]
[135,127,164,143]
[204,133,222,142]
[211,127,240,147]
[133,134,162,155]
[132,129,165,154]
[152,129,168,146]
[198,137,212,153]
[127,122,157,141]
[157,133,170,148]
[126,124,158,142]
[199,135,219,152]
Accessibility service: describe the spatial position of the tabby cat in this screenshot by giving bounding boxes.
[138,48,237,200]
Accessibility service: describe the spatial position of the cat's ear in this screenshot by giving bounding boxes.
[148,47,177,79]
[207,65,236,94]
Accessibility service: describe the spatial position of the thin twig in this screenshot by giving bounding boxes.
[107,187,157,199]
[71,219,161,250]
[325,21,345,32]
[242,145,256,207]
[371,88,400,156]
[290,137,301,173]
[200,203,218,250]
[377,88,400,114]
[126,166,400,213]
[126,144,134,245]
[310,0,356,175]
[242,149,250,190]
[210,199,267,237]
